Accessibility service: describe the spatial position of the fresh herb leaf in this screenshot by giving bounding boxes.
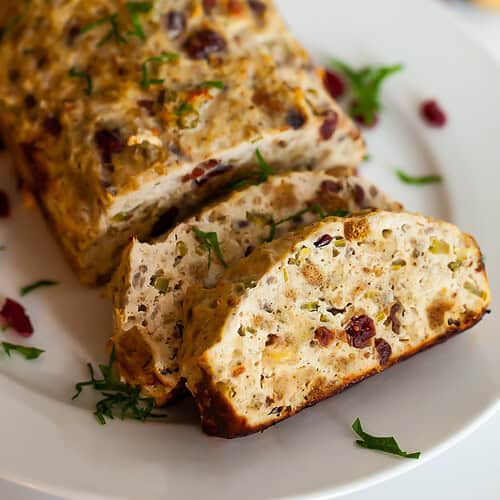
[80,14,127,46]
[225,149,276,191]
[20,280,59,297]
[126,2,153,40]
[264,205,350,242]
[140,52,179,89]
[331,59,403,126]
[193,227,228,270]
[73,348,166,424]
[174,102,194,116]
[68,67,93,96]
[352,418,420,459]
[396,170,442,185]
[1,325,10,331]
[199,80,224,89]
[1,342,44,360]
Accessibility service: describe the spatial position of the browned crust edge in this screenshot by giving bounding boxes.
[194,309,488,438]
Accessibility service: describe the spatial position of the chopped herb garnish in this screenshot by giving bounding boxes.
[193,227,228,270]
[396,170,442,185]
[140,52,179,89]
[352,418,420,459]
[20,280,59,297]
[331,59,403,126]
[225,149,276,191]
[1,342,44,360]
[68,67,93,96]
[73,347,166,424]
[265,205,350,242]
[199,80,224,89]
[174,102,194,116]
[126,2,153,40]
[1,325,10,331]
[80,14,127,46]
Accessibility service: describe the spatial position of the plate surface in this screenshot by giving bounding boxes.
[0,0,499,499]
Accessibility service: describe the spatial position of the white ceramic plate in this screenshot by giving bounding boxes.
[0,0,499,498]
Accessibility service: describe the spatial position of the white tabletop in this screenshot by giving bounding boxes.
[3,3,500,500]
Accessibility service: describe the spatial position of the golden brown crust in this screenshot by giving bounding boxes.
[196,308,488,438]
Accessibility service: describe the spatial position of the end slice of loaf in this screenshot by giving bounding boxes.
[110,172,401,405]
[180,211,490,437]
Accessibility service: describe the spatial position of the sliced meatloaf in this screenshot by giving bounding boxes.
[180,211,490,437]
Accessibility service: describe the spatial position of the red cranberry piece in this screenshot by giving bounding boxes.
[314,234,333,248]
[319,110,338,140]
[323,69,345,100]
[420,99,447,127]
[375,338,392,366]
[94,129,124,164]
[248,0,266,15]
[0,190,10,217]
[345,315,376,348]
[1,299,34,336]
[183,29,227,60]
[43,116,62,137]
[287,110,306,130]
[353,184,365,207]
[67,25,81,46]
[314,327,334,347]
[165,11,186,38]
[353,111,378,128]
[389,302,402,334]
[244,245,254,256]
[138,99,155,116]
[202,0,217,14]
[320,179,342,194]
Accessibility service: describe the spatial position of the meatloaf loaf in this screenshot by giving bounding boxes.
[110,170,401,405]
[180,211,490,437]
[0,0,364,285]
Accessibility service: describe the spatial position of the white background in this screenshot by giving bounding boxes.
[2,3,500,499]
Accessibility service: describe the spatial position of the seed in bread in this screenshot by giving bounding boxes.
[110,172,401,405]
[179,211,491,438]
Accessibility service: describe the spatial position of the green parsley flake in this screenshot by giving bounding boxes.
[20,280,59,296]
[193,227,228,270]
[331,59,403,126]
[68,67,93,96]
[396,169,443,185]
[126,2,153,40]
[352,418,420,459]
[140,52,179,89]
[2,342,45,360]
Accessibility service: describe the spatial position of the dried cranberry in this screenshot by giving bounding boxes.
[345,315,375,348]
[323,69,345,99]
[0,298,34,336]
[21,142,49,191]
[43,116,62,137]
[353,184,365,206]
[0,190,10,217]
[202,0,217,14]
[183,29,227,60]
[248,0,267,15]
[375,338,392,366]
[195,164,233,186]
[244,245,254,256]
[388,302,403,334]
[314,234,333,248]
[354,111,378,128]
[420,99,447,128]
[319,111,338,140]
[314,327,334,347]
[165,11,186,38]
[319,179,342,194]
[24,94,37,109]
[138,99,155,116]
[94,129,124,164]
[287,110,306,130]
